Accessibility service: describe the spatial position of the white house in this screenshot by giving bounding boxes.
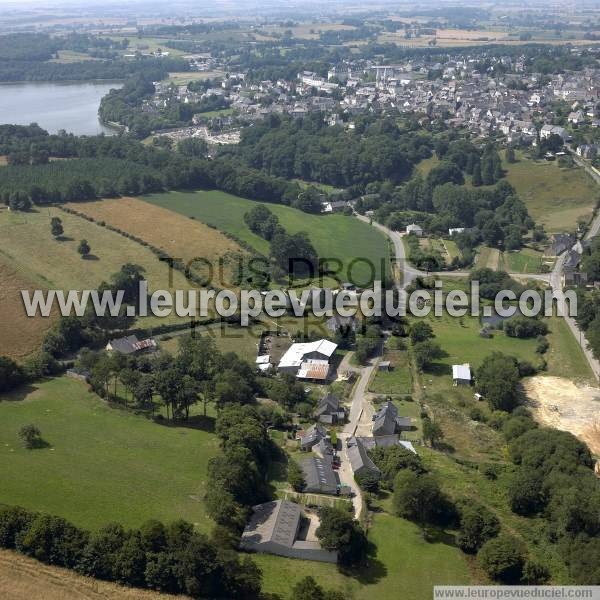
[406,223,423,236]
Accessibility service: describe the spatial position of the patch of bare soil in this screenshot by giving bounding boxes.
[524,376,600,455]
[0,549,188,600]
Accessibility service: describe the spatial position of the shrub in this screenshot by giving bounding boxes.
[478,534,526,583]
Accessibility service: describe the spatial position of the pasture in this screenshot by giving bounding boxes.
[0,259,57,361]
[256,513,471,599]
[503,153,598,232]
[0,377,218,531]
[65,197,245,287]
[0,208,191,292]
[143,190,391,285]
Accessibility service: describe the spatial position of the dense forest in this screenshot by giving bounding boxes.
[233,113,432,187]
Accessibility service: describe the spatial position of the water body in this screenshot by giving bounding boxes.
[0,81,123,136]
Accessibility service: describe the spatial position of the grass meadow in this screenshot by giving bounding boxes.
[143,190,391,286]
[0,377,218,531]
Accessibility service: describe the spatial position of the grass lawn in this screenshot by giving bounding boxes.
[502,247,544,273]
[0,377,218,531]
[164,71,225,85]
[143,190,390,285]
[503,152,598,232]
[369,345,412,395]
[545,316,595,383]
[256,513,472,599]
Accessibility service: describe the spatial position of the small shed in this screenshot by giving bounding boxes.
[452,363,472,386]
[406,223,423,236]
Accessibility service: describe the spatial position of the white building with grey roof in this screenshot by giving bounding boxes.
[240,500,338,563]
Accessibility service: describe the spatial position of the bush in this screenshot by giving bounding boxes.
[288,460,306,492]
[456,500,500,554]
[478,534,527,583]
[0,506,36,549]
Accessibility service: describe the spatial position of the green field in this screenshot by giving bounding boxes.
[257,513,471,599]
[502,247,544,273]
[369,346,412,395]
[0,377,218,531]
[503,153,598,232]
[143,190,390,285]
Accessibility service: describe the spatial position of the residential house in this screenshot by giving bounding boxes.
[299,423,328,452]
[372,401,413,436]
[315,393,345,425]
[406,223,423,236]
[346,437,381,479]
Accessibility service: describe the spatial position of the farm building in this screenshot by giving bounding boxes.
[356,435,417,454]
[278,339,337,381]
[106,335,157,355]
[300,456,339,495]
[372,401,413,436]
[347,437,381,479]
[240,500,338,563]
[452,364,472,386]
[315,393,345,424]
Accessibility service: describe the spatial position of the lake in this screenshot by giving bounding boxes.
[0,81,123,136]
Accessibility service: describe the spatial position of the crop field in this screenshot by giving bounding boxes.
[65,197,245,287]
[143,190,391,285]
[0,377,218,531]
[0,549,176,600]
[503,154,598,232]
[0,259,57,361]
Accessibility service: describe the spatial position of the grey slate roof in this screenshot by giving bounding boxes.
[241,500,301,549]
[300,456,339,494]
[347,438,381,476]
[372,401,398,436]
[300,423,327,448]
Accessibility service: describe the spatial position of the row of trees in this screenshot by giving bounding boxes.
[0,506,261,598]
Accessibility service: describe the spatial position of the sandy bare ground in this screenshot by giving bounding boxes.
[0,549,188,600]
[486,248,501,271]
[524,376,600,456]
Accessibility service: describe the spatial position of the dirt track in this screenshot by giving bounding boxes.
[524,376,600,456]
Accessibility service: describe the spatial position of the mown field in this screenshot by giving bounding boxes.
[65,197,245,287]
[0,258,57,361]
[143,190,390,285]
[0,377,218,531]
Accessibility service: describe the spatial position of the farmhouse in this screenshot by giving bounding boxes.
[240,500,337,563]
[106,335,157,355]
[347,437,381,478]
[278,339,337,381]
[452,363,472,386]
[315,393,345,424]
[300,455,339,495]
[299,423,328,452]
[372,401,413,436]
